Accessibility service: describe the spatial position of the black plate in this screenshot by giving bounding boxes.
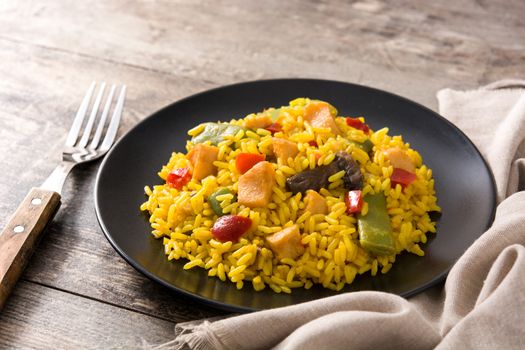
[95,79,496,312]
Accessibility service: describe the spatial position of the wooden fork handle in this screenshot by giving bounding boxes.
[0,188,61,311]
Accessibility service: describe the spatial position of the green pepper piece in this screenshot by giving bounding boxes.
[357,193,395,256]
[360,139,374,153]
[192,123,245,146]
[208,188,236,216]
[350,139,374,153]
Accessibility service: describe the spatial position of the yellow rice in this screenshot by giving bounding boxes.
[140,98,440,293]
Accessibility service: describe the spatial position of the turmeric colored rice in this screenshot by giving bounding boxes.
[140,98,440,293]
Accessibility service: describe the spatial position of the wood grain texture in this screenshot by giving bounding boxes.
[0,0,523,347]
[0,281,176,349]
[0,188,60,311]
[0,39,226,322]
[0,0,523,86]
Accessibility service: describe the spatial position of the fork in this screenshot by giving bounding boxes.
[0,82,126,310]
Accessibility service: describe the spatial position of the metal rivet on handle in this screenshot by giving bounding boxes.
[31,198,42,206]
[13,225,24,233]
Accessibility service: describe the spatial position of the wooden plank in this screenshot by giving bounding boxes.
[1,0,523,99]
[0,281,177,349]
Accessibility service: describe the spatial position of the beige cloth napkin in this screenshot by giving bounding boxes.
[154,80,525,350]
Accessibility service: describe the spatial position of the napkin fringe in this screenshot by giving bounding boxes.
[143,319,225,350]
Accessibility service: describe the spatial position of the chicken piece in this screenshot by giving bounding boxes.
[272,138,299,163]
[382,147,415,173]
[187,144,219,181]
[238,161,275,208]
[304,101,341,135]
[242,113,272,129]
[266,225,305,260]
[304,190,328,215]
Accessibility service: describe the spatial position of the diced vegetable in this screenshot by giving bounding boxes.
[360,139,374,153]
[346,117,370,133]
[243,113,272,129]
[345,190,363,214]
[272,138,299,163]
[265,123,282,134]
[236,152,266,174]
[286,151,362,194]
[308,140,318,147]
[304,101,341,135]
[350,139,374,153]
[357,194,395,256]
[391,168,417,189]
[266,225,305,260]
[166,167,192,189]
[191,123,245,145]
[187,144,219,180]
[382,147,415,173]
[208,188,236,216]
[238,161,275,208]
[304,190,328,215]
[211,215,252,242]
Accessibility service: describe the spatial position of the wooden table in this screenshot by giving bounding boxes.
[0,0,523,347]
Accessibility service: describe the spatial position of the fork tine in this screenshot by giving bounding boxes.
[100,85,126,151]
[89,84,116,149]
[77,82,106,148]
[65,81,96,147]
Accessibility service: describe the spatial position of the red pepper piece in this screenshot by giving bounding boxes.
[346,117,370,133]
[166,167,191,189]
[236,153,266,174]
[265,122,282,135]
[345,190,363,214]
[390,168,417,189]
[308,140,318,147]
[211,215,252,242]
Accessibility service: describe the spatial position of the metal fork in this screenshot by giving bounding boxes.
[0,82,126,310]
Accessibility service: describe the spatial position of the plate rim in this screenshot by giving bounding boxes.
[94,77,497,312]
